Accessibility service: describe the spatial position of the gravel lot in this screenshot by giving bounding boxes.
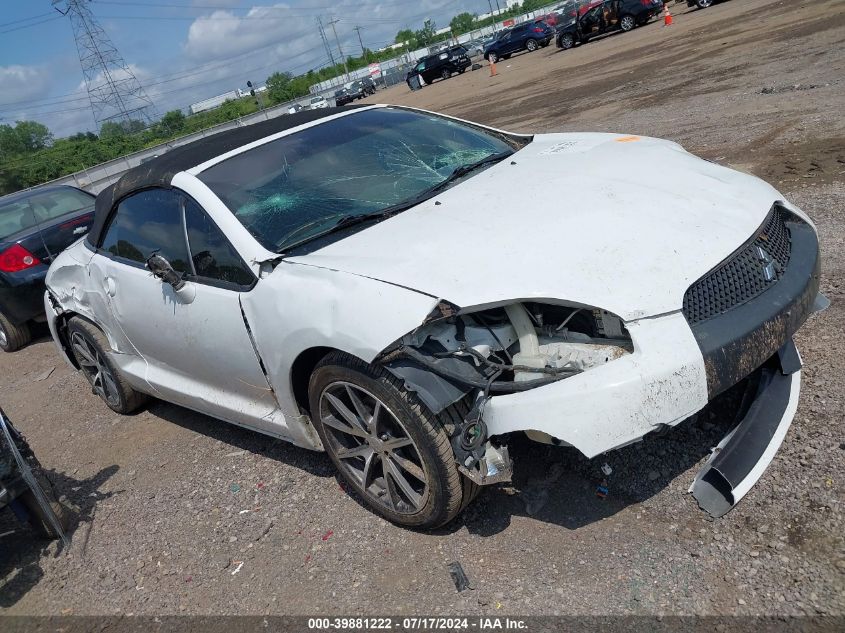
[1,0,843,617]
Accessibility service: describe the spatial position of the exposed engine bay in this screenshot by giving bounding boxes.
[378,302,633,484]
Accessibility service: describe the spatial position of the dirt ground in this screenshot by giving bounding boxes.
[2,0,844,618]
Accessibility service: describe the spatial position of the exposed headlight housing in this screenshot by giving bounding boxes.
[380,300,632,402]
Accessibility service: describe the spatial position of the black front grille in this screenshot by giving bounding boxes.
[683,207,792,325]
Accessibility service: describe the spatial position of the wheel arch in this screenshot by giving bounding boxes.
[289,346,349,416]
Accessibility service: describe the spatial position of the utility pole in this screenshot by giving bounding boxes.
[52,0,156,129]
[317,16,336,68]
[353,26,366,58]
[328,17,350,81]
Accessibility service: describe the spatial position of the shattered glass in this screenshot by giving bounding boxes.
[198,107,517,251]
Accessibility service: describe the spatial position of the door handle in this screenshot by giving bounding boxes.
[103,276,116,297]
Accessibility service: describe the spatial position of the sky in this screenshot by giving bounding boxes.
[0,0,497,138]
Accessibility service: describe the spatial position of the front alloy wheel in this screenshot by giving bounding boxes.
[309,352,478,528]
[696,0,714,7]
[559,33,575,49]
[620,15,636,31]
[320,382,428,514]
[526,38,539,52]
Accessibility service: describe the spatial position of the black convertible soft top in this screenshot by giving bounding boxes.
[88,105,369,246]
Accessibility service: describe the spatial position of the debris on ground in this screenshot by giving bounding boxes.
[447,561,471,592]
[33,367,55,382]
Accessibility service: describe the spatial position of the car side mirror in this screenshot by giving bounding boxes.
[146,253,186,291]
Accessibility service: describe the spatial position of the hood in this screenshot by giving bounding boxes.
[289,133,786,322]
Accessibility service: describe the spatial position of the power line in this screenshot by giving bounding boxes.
[0,15,62,34]
[0,11,54,28]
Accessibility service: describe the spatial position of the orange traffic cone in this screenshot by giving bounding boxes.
[664,6,673,26]
[489,59,497,77]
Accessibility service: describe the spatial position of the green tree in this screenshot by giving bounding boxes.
[13,121,53,151]
[159,109,186,134]
[394,29,417,48]
[450,12,476,34]
[266,71,294,104]
[99,121,127,138]
[415,19,437,47]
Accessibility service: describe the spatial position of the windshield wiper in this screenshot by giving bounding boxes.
[428,150,513,195]
[278,210,392,253]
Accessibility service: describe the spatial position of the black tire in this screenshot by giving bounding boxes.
[0,311,31,353]
[308,351,478,529]
[67,317,148,414]
[696,0,714,7]
[559,33,575,49]
[18,472,72,540]
[620,14,636,31]
[526,38,539,52]
[502,54,511,60]
[441,68,450,81]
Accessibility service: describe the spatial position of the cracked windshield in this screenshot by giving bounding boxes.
[198,107,516,251]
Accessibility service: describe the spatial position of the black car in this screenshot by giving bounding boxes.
[359,76,377,95]
[334,88,357,106]
[407,46,471,84]
[483,21,555,63]
[556,0,663,49]
[0,185,95,352]
[1,407,70,540]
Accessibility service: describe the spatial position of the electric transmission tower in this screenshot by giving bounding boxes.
[52,0,157,129]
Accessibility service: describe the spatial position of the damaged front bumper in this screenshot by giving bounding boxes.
[691,340,802,517]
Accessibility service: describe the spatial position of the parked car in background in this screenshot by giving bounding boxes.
[334,88,357,107]
[484,21,555,63]
[45,105,824,528]
[463,39,487,58]
[359,76,377,95]
[556,0,663,49]
[688,0,722,8]
[407,46,471,84]
[288,103,305,114]
[308,95,328,109]
[0,185,95,352]
[343,80,368,100]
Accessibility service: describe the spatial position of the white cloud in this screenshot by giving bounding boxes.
[184,4,315,63]
[0,65,52,106]
[192,0,243,6]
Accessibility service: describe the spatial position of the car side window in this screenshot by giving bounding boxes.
[183,198,255,288]
[100,188,190,272]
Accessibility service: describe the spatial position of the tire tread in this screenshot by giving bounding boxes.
[310,351,479,528]
[67,317,148,414]
[0,312,31,352]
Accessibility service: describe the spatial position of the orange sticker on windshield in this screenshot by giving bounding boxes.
[615,136,641,143]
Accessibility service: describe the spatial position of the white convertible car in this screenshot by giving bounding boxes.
[44,105,825,527]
